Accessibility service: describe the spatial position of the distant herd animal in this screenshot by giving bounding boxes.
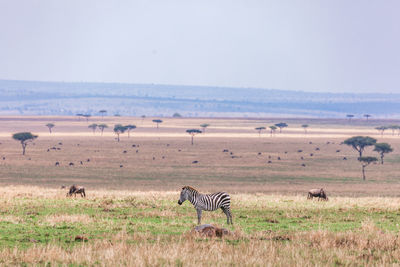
[307,188,328,201]
[66,185,86,197]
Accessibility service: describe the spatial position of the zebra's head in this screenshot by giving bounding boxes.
[178,186,197,205]
[178,187,188,205]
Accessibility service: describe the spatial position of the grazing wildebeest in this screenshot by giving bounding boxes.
[66,185,86,197]
[55,162,60,166]
[69,162,74,166]
[307,188,328,201]
[178,186,233,225]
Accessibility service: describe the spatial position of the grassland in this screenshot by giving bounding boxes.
[1,116,400,265]
[2,187,400,265]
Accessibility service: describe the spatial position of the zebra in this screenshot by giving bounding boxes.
[178,186,233,225]
[66,184,86,198]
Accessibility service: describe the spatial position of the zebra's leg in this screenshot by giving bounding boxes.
[222,207,232,224]
[196,209,202,225]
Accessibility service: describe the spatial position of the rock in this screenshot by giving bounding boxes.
[194,224,230,238]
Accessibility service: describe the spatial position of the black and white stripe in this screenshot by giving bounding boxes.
[178,186,233,224]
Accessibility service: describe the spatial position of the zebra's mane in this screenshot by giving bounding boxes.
[183,186,199,193]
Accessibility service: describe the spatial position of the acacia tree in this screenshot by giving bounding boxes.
[76,113,83,121]
[363,114,372,121]
[387,125,399,136]
[346,114,354,122]
[301,124,309,134]
[99,110,107,119]
[344,136,377,157]
[46,123,55,134]
[141,115,146,123]
[373,143,393,164]
[358,156,377,181]
[269,126,277,137]
[83,114,91,122]
[275,122,288,133]
[152,119,163,129]
[12,132,38,155]
[125,124,137,138]
[255,127,266,136]
[186,129,202,145]
[200,124,210,134]
[114,124,127,142]
[98,123,108,136]
[375,126,388,136]
[88,123,98,134]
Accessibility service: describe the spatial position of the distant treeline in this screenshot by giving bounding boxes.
[0,79,399,118]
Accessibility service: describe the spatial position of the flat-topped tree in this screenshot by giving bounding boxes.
[344,136,377,157]
[88,123,97,134]
[125,124,136,138]
[82,114,91,122]
[358,156,378,181]
[255,127,266,136]
[387,125,399,136]
[186,129,202,145]
[373,143,393,164]
[141,115,146,123]
[76,113,83,121]
[99,110,107,119]
[363,114,372,121]
[301,124,309,134]
[45,123,55,134]
[12,132,38,155]
[274,122,288,133]
[152,119,163,129]
[269,126,277,136]
[98,123,108,136]
[375,126,388,136]
[200,124,210,134]
[113,124,127,142]
[346,114,354,122]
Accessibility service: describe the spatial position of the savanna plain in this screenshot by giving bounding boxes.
[1,116,400,266]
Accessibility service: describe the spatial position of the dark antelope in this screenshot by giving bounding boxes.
[66,185,86,197]
[307,188,328,201]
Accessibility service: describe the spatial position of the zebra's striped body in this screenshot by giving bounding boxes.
[178,186,233,224]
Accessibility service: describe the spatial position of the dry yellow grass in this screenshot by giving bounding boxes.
[0,186,400,266]
[1,116,400,265]
[0,116,400,196]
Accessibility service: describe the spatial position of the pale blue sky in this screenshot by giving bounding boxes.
[0,0,399,93]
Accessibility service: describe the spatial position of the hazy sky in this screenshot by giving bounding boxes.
[0,1,399,93]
